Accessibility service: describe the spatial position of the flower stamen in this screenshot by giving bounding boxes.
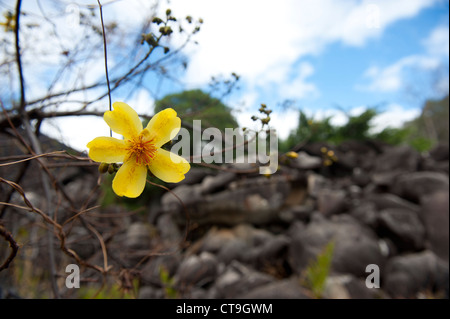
[127,136,157,166]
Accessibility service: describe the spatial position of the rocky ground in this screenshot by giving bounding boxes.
[1,137,449,299]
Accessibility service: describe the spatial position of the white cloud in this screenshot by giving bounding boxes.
[360,55,443,92]
[359,22,449,94]
[167,0,437,90]
[280,62,319,99]
[370,103,421,132]
[423,24,450,57]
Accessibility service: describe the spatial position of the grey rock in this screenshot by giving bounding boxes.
[175,252,219,288]
[384,250,449,298]
[67,227,97,260]
[429,143,449,162]
[375,145,420,173]
[349,201,378,228]
[290,152,323,170]
[193,176,291,226]
[289,214,386,277]
[377,208,426,252]
[307,173,329,198]
[243,235,290,270]
[232,223,275,247]
[213,261,275,298]
[371,170,405,187]
[156,213,182,242]
[138,285,165,299]
[317,189,347,216]
[125,222,155,250]
[200,172,236,194]
[236,277,310,299]
[216,239,249,265]
[160,184,203,212]
[279,204,314,223]
[352,167,371,187]
[323,276,351,299]
[341,274,382,299]
[177,167,210,185]
[366,193,421,213]
[140,254,182,286]
[420,191,449,261]
[391,171,449,202]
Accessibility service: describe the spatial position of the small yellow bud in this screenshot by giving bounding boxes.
[327,150,335,157]
[323,159,333,167]
[286,151,299,159]
[320,147,328,153]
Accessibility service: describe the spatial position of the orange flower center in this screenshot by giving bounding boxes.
[127,136,157,166]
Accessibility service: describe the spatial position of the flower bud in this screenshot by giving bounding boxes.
[152,17,163,25]
[108,164,116,174]
[98,162,109,174]
[286,151,298,159]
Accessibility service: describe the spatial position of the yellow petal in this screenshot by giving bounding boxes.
[104,102,143,139]
[144,108,181,147]
[148,148,190,183]
[87,137,127,163]
[112,160,147,198]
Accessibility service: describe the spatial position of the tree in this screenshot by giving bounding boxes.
[154,89,238,131]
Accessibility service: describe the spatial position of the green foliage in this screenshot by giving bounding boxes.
[335,109,377,142]
[78,282,137,299]
[154,89,238,131]
[159,266,178,299]
[282,95,449,153]
[302,241,335,299]
[282,109,378,151]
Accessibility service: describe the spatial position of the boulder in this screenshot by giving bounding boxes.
[193,176,291,226]
[288,214,386,278]
[140,254,182,287]
[374,145,420,173]
[289,152,323,170]
[175,252,219,288]
[376,208,426,252]
[420,191,449,261]
[200,172,236,194]
[236,277,310,299]
[366,193,420,213]
[317,189,348,216]
[212,261,275,298]
[391,171,449,202]
[384,250,449,298]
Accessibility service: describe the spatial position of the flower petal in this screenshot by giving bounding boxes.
[87,137,127,163]
[112,160,147,198]
[104,102,143,139]
[148,148,190,183]
[144,108,181,147]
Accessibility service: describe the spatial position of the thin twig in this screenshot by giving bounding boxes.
[0,224,20,271]
[97,0,112,137]
[14,0,25,111]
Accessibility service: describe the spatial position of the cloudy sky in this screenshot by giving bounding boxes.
[2,0,449,151]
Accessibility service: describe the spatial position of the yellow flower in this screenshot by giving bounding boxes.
[87,102,190,198]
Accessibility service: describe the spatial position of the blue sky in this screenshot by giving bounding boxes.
[1,0,448,150]
[162,0,449,139]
